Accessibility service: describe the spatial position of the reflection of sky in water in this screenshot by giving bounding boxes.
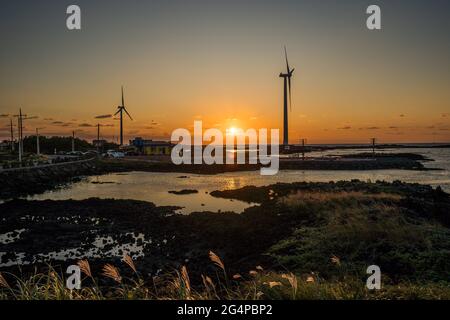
[27,148,450,211]
[0,229,26,245]
[0,233,152,267]
[27,173,258,214]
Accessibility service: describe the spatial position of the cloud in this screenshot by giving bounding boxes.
[338,126,352,130]
[399,114,405,118]
[52,121,74,127]
[442,113,450,118]
[78,123,94,128]
[25,116,39,120]
[386,131,404,135]
[388,126,399,129]
[44,118,54,121]
[95,114,113,119]
[359,126,380,130]
[0,114,9,118]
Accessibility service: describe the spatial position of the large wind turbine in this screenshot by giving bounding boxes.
[279,46,295,147]
[114,86,133,146]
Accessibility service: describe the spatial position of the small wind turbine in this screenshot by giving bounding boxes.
[114,86,133,146]
[279,46,295,147]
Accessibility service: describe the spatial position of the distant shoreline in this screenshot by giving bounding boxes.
[0,151,439,200]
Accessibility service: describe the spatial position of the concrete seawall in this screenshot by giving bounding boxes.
[0,158,99,199]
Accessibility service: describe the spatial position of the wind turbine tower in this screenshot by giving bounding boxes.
[279,47,295,147]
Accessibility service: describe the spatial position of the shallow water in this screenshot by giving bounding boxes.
[26,148,450,214]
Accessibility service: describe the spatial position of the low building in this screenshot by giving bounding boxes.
[0,140,12,151]
[130,137,172,155]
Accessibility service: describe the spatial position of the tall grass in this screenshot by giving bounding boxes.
[1,252,449,300]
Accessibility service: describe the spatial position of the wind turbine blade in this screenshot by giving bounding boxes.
[124,108,133,121]
[121,86,125,107]
[284,46,290,74]
[114,108,121,116]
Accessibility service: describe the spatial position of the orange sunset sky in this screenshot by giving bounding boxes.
[0,0,449,144]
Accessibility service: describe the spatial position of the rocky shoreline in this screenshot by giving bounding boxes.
[0,159,99,199]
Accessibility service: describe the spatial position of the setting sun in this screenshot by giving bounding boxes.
[227,127,239,136]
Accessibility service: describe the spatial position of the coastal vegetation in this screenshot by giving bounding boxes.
[1,254,450,300]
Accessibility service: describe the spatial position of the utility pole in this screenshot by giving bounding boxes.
[20,109,24,156]
[36,128,40,156]
[300,138,307,161]
[18,109,23,164]
[371,138,376,156]
[10,118,14,152]
[97,124,100,153]
[72,131,75,152]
